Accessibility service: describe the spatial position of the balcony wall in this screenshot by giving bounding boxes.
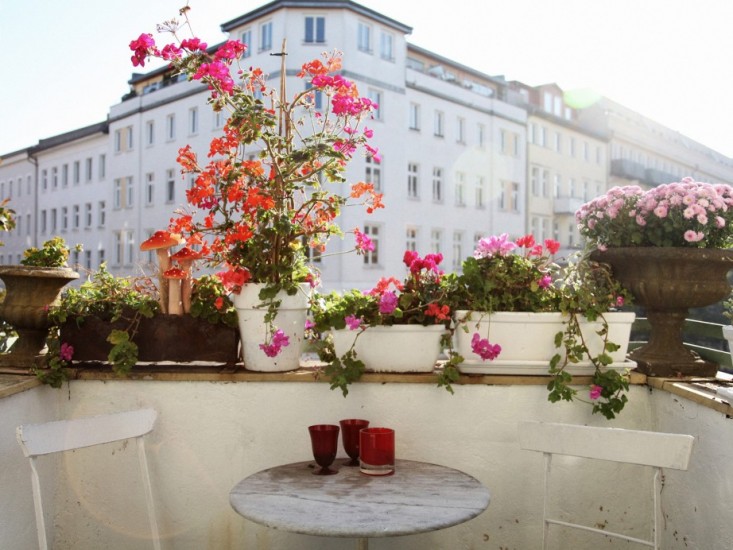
[2,374,732,550]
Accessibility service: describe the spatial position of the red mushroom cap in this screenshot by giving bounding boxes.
[162,267,187,279]
[140,230,183,251]
[170,247,203,263]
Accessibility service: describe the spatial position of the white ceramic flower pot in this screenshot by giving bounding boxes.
[232,283,310,372]
[454,310,636,375]
[331,325,447,373]
[722,325,733,361]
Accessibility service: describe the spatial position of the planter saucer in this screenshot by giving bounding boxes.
[457,359,637,376]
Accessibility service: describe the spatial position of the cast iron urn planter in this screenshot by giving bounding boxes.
[591,247,733,377]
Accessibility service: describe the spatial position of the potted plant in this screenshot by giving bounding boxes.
[311,251,452,395]
[41,265,239,386]
[0,236,79,367]
[577,178,733,377]
[130,11,383,372]
[443,233,634,419]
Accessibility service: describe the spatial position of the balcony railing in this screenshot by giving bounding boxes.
[610,158,646,181]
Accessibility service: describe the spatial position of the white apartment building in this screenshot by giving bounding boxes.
[0,0,731,290]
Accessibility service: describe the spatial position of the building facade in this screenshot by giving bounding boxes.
[0,0,732,289]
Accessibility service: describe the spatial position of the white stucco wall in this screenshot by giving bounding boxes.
[1,379,730,549]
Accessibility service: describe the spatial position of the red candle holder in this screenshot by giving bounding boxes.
[340,419,370,466]
[359,427,395,476]
[308,424,340,475]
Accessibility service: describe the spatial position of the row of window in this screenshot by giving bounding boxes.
[0,175,31,202]
[530,216,581,249]
[0,248,104,270]
[529,123,603,163]
[362,224,487,271]
[39,202,106,234]
[612,144,685,177]
[530,167,604,200]
[39,155,105,193]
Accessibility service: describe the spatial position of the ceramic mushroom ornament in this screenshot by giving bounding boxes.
[163,267,187,315]
[140,230,182,314]
[169,247,203,314]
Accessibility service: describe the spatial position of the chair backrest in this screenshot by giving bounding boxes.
[16,409,161,550]
[518,421,694,550]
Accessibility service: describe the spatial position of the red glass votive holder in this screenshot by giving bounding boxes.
[308,424,340,475]
[340,419,370,466]
[359,427,395,476]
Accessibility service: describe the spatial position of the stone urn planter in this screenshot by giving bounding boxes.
[591,247,733,377]
[0,266,79,367]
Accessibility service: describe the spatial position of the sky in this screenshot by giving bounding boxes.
[1,0,732,159]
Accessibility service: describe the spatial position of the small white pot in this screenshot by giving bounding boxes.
[232,283,310,372]
[454,310,636,374]
[331,324,447,373]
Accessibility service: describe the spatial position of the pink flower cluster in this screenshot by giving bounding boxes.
[471,333,501,361]
[577,178,733,249]
[353,227,375,254]
[59,342,74,362]
[403,250,443,276]
[259,329,290,357]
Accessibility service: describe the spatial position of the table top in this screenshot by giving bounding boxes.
[229,459,490,538]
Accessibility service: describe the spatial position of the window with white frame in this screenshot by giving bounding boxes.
[114,126,133,152]
[62,164,68,187]
[113,177,134,209]
[434,111,444,137]
[305,81,323,110]
[126,177,134,207]
[457,117,465,143]
[406,226,418,251]
[380,32,393,60]
[531,167,539,196]
[114,180,122,209]
[432,167,443,202]
[85,158,93,182]
[478,123,485,147]
[166,114,175,140]
[583,141,590,161]
[52,167,58,189]
[214,110,226,129]
[407,162,419,198]
[304,16,325,43]
[240,29,252,57]
[85,203,92,228]
[189,107,198,135]
[511,182,519,212]
[475,176,485,208]
[596,145,603,164]
[569,178,576,198]
[99,248,105,265]
[40,210,47,233]
[583,180,590,201]
[25,213,30,236]
[430,229,442,255]
[452,231,463,271]
[99,154,106,180]
[260,21,273,51]
[50,208,57,233]
[357,22,371,52]
[41,169,47,191]
[368,89,382,120]
[85,250,92,270]
[554,132,562,153]
[146,120,155,146]
[146,173,155,205]
[73,205,80,230]
[114,231,123,265]
[409,103,420,130]
[541,170,549,197]
[166,169,176,202]
[455,172,465,206]
[554,174,561,198]
[365,155,381,191]
[362,225,379,265]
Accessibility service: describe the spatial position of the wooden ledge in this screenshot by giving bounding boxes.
[647,376,733,417]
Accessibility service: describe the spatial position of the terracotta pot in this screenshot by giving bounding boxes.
[591,247,733,377]
[60,313,239,364]
[0,266,79,366]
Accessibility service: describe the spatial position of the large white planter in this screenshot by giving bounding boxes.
[331,325,447,373]
[723,325,733,361]
[454,311,636,375]
[232,283,310,372]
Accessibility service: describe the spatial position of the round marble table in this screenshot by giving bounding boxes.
[229,459,490,547]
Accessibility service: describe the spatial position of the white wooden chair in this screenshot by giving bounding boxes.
[16,408,161,550]
[518,421,694,550]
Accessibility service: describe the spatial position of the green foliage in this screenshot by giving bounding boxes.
[34,334,69,388]
[21,237,78,268]
[190,275,238,328]
[106,330,139,376]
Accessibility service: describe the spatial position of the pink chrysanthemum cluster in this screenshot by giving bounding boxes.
[576,178,733,249]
